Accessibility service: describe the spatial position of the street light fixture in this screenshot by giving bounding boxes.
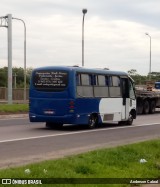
[145,33,151,80]
[82,8,87,67]
[0,14,12,104]
[0,14,26,103]
[13,17,27,102]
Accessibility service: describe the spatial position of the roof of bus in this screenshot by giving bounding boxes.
[33,66,128,76]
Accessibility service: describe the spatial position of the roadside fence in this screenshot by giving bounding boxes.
[0,87,29,103]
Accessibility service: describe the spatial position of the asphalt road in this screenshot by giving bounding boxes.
[0,113,159,169]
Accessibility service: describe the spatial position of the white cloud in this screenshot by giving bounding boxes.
[1,0,160,75]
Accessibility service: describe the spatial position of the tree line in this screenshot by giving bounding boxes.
[0,67,160,88]
[127,69,160,85]
[0,67,32,88]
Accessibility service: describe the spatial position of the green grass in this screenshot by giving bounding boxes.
[0,104,28,113]
[0,139,160,187]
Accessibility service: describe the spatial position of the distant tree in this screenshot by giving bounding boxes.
[26,67,33,86]
[0,67,33,88]
[127,69,147,85]
[0,67,7,87]
[150,72,160,81]
[127,69,138,76]
[128,69,160,85]
[13,67,24,88]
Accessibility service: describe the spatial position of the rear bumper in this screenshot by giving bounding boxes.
[29,112,92,125]
[29,113,76,124]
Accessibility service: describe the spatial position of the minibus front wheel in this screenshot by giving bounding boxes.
[126,115,133,126]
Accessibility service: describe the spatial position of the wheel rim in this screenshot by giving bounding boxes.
[89,117,95,127]
[126,115,133,125]
[89,115,97,128]
[128,117,133,123]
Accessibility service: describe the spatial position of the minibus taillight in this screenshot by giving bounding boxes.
[69,101,75,109]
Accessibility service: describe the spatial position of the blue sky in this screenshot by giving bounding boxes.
[0,0,160,75]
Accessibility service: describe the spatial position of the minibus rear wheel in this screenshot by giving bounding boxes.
[88,114,98,129]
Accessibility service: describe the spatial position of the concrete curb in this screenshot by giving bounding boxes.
[0,114,28,119]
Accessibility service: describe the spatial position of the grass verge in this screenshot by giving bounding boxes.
[0,104,28,113]
[0,139,160,187]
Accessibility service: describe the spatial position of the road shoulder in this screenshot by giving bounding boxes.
[0,113,28,119]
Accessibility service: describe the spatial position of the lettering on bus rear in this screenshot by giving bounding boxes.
[33,70,68,91]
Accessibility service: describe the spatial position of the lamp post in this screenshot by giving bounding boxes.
[13,17,27,102]
[0,14,13,104]
[82,8,87,67]
[145,33,151,80]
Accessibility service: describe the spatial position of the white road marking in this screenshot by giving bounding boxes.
[0,123,159,144]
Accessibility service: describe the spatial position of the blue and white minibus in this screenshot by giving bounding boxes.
[29,66,137,128]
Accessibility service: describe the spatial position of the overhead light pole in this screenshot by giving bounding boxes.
[0,14,12,104]
[145,33,151,80]
[13,17,27,102]
[82,8,87,67]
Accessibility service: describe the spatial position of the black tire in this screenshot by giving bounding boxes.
[118,121,124,125]
[88,114,98,129]
[137,101,143,114]
[46,122,63,129]
[126,115,133,125]
[143,100,150,114]
[149,100,156,114]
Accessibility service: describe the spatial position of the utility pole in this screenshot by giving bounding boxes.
[7,14,13,104]
[1,14,27,103]
[145,33,151,80]
[82,9,87,67]
[13,17,27,102]
[0,14,13,104]
[13,73,17,88]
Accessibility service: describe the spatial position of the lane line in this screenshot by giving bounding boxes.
[0,123,159,144]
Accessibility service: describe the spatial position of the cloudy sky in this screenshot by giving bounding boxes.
[0,0,160,75]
